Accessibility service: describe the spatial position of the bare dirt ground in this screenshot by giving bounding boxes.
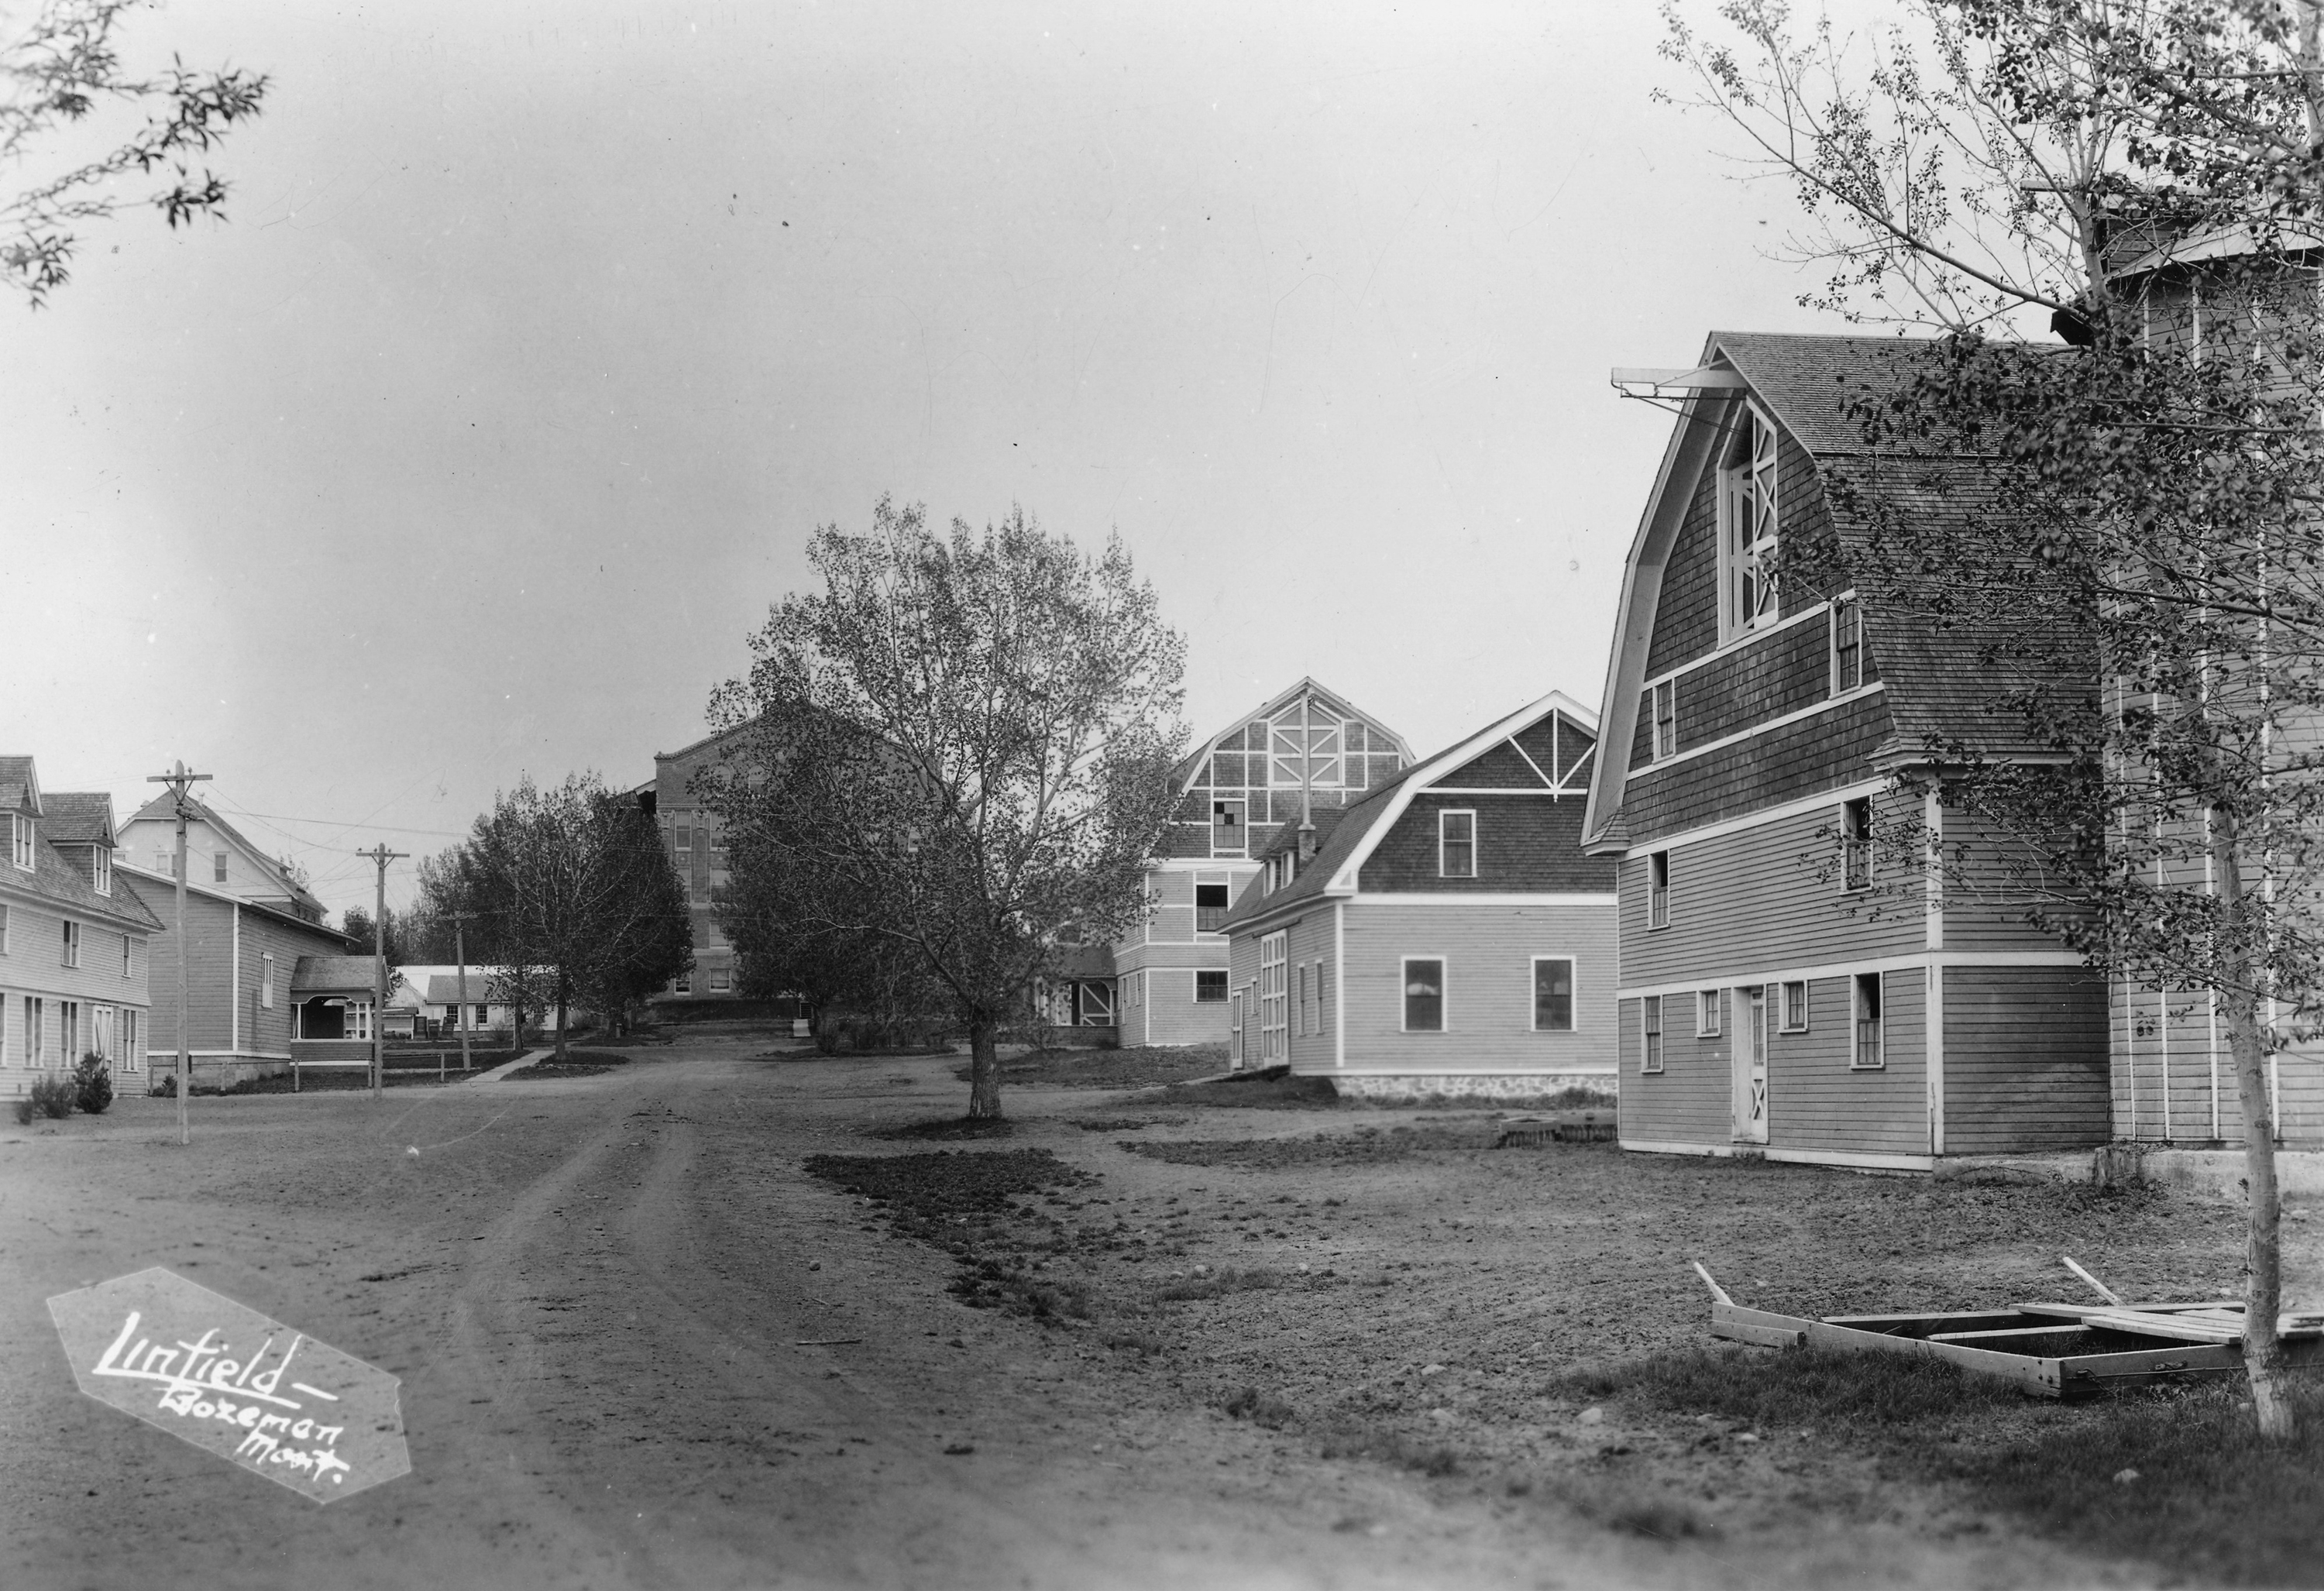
[0,1026,2273,1589]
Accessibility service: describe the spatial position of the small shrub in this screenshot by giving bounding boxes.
[29,1074,77,1120]
[12,1096,33,1125]
[1222,1387,1294,1428]
[74,1053,113,1114]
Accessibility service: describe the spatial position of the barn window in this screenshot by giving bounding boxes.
[1831,597,1865,692]
[1651,679,1676,761]
[1697,989,1720,1036]
[1842,798,1872,891]
[1439,810,1476,878]
[1401,957,1445,1033]
[1648,851,1670,930]
[1195,970,1227,1003]
[1781,980,1809,1033]
[1720,403,1781,641]
[1642,996,1664,1073]
[1532,957,1575,1032]
[1853,974,1885,1069]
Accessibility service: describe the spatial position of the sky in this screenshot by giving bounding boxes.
[5,0,1851,923]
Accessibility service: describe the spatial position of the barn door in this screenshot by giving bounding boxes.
[1731,985,1769,1145]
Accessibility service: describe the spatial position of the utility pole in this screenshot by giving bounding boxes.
[356,844,407,1100]
[146,761,211,1146]
[449,910,476,1074]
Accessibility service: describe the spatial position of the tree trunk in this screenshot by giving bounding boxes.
[2210,804,2294,1439]
[966,1015,1002,1119]
[555,972,571,1061]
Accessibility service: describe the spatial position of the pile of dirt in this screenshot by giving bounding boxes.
[870,1116,1016,1142]
[1122,1122,1497,1167]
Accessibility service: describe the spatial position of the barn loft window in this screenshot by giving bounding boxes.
[1651,679,1676,761]
[1719,403,1780,641]
[1439,810,1476,878]
[1831,596,1865,692]
[11,814,33,871]
[92,847,110,895]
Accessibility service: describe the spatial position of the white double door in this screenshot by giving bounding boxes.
[1731,985,1769,1145]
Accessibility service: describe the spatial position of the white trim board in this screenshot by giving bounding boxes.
[1638,596,1840,696]
[1618,1137,1936,1173]
[1618,949,2086,1000]
[1618,777,1893,857]
[1346,892,1620,908]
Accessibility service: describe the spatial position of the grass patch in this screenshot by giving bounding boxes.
[1153,1068,1339,1110]
[956,1044,1227,1091]
[1121,1123,1491,1168]
[1222,1387,1295,1429]
[871,1116,1016,1141]
[1568,1343,2324,1585]
[1312,1418,1462,1477]
[1149,1265,1284,1302]
[507,1049,633,1079]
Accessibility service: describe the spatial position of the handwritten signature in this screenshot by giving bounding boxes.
[92,1311,352,1484]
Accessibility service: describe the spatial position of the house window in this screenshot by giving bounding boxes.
[154,850,171,875]
[346,1001,372,1042]
[92,847,111,895]
[122,1009,139,1071]
[261,952,275,1008]
[1259,932,1287,1059]
[1842,798,1872,892]
[1195,970,1228,1003]
[1401,956,1445,1033]
[1832,597,1865,693]
[1315,961,1328,1031]
[1642,995,1664,1073]
[1854,973,1885,1068]
[1781,980,1809,1033]
[710,967,731,992]
[122,933,132,978]
[1648,851,1670,930]
[1720,403,1780,639]
[0,902,9,954]
[1211,799,1246,857]
[672,972,692,995]
[61,921,80,968]
[92,1005,113,1061]
[708,828,730,870]
[213,850,229,883]
[1439,811,1477,878]
[26,996,44,1064]
[1651,679,1676,761]
[472,1004,490,1026]
[1697,988,1721,1036]
[1297,963,1312,1035]
[1532,957,1575,1032]
[11,814,33,870]
[1195,882,1230,933]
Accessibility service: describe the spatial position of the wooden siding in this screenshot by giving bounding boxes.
[1359,793,1615,895]
[1642,419,1827,682]
[0,887,152,1079]
[1617,993,1731,1146]
[1621,691,1893,847]
[1335,902,1617,1076]
[1769,969,1929,1158]
[1620,804,1923,989]
[1285,907,1337,1072]
[1936,803,2087,952]
[1440,741,1552,789]
[1944,966,2110,1152]
[2110,981,2324,1147]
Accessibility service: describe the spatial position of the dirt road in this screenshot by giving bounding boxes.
[0,1030,2224,1589]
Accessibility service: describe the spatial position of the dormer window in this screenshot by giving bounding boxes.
[1719,403,1780,641]
[11,814,32,871]
[92,847,111,895]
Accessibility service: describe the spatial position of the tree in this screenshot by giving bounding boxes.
[700,498,1185,1118]
[2,0,269,306]
[1661,0,2324,1435]
[417,775,691,1057]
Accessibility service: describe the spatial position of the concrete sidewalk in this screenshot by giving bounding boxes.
[474,1048,552,1083]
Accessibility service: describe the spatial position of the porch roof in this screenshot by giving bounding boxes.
[290,954,386,995]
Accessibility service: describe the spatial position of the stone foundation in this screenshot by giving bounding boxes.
[1327,1072,1618,1108]
[145,1056,293,1094]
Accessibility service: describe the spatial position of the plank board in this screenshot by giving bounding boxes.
[2077,1307,2324,1345]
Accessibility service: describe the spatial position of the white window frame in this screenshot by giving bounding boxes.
[1438,809,1477,879]
[1642,995,1664,1074]
[1296,962,1311,1036]
[1313,960,1327,1034]
[0,901,9,954]
[1195,969,1228,1004]
[1400,954,1447,1033]
[92,1004,114,1062]
[26,995,44,1066]
[1719,401,1781,642]
[261,951,274,1008]
[1831,595,1865,694]
[1648,851,1670,930]
[1195,881,1231,934]
[672,972,692,995]
[61,920,80,969]
[1842,797,1872,892]
[1258,932,1288,1060]
[347,1000,373,1042]
[213,850,229,885]
[1853,972,1885,1070]
[1651,678,1676,761]
[1211,798,1247,858]
[92,847,111,895]
[1697,988,1721,1036]
[60,999,78,1064]
[1531,955,1576,1033]
[122,933,132,979]
[12,814,33,871]
[122,1009,140,1073]
[1780,979,1810,1034]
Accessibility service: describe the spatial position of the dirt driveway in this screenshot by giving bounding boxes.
[0,1030,2248,1589]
